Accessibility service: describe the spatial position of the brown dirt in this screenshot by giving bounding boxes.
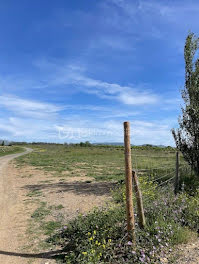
[0,149,113,264]
[168,239,199,264]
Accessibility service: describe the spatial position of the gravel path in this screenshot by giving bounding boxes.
[171,240,199,264]
[0,148,35,264]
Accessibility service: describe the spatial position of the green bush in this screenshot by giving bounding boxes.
[179,167,199,195]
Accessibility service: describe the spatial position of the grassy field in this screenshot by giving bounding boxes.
[14,144,199,263]
[0,145,25,157]
[16,144,187,182]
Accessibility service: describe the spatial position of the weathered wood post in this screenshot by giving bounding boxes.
[132,170,146,228]
[124,121,136,243]
[174,151,180,195]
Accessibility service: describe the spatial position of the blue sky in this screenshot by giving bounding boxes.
[1,0,199,145]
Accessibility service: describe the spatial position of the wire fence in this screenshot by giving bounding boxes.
[135,161,192,210]
[105,152,190,199]
[133,153,190,204]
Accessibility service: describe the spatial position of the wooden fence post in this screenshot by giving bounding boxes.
[132,170,146,228]
[124,121,136,243]
[174,151,179,195]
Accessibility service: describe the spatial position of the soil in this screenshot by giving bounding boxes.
[168,239,199,264]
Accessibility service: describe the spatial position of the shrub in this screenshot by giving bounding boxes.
[179,167,199,195]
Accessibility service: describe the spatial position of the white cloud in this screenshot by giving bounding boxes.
[118,92,157,105]
[0,98,175,145]
[35,61,159,106]
[56,118,175,146]
[3,117,174,145]
[72,74,158,105]
[0,116,59,141]
[0,94,63,119]
[103,119,175,146]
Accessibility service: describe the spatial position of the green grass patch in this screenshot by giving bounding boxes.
[27,190,43,197]
[0,146,25,157]
[54,204,64,210]
[31,202,51,220]
[41,220,62,236]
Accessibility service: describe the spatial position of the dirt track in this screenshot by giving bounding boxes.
[0,148,35,264]
[169,240,199,264]
[0,148,60,264]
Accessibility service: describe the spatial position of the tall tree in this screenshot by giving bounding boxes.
[172,33,199,177]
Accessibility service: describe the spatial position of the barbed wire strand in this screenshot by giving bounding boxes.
[134,154,176,158]
[141,180,175,205]
[137,166,175,171]
[156,176,175,187]
[132,175,175,197]
[150,171,175,182]
[133,170,175,183]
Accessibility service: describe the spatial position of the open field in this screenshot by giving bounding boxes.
[16,144,186,182]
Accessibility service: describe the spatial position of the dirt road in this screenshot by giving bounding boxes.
[0,148,35,264]
[0,148,60,264]
[169,240,199,264]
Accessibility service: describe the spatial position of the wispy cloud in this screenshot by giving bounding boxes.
[72,73,158,105]
[0,93,175,145]
[98,119,175,145]
[0,95,63,119]
[1,94,131,118]
[0,117,58,140]
[35,61,159,106]
[89,35,134,51]
[103,0,199,52]
[55,118,175,145]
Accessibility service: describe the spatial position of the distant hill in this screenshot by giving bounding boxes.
[93,142,124,146]
[141,144,167,148]
[93,142,170,148]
